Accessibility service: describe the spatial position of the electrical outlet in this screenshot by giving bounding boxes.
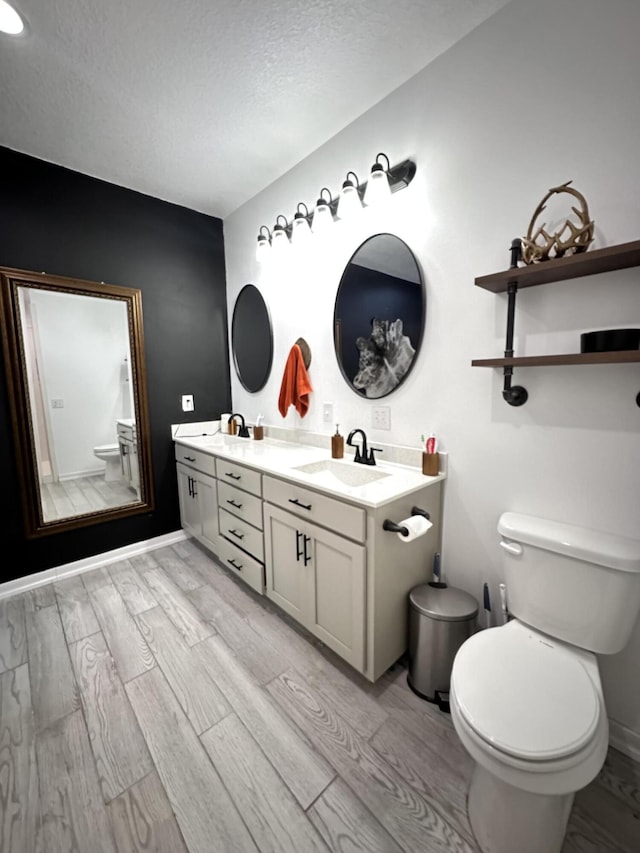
[51,398,64,409]
[181,394,194,412]
[323,402,333,424]
[372,406,391,430]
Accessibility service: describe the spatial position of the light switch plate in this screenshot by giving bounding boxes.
[372,406,391,430]
[323,402,333,424]
[181,394,194,412]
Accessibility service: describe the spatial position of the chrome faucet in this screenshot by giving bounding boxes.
[229,412,250,438]
[346,428,383,466]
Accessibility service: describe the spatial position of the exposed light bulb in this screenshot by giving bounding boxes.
[312,189,334,234]
[0,1,24,35]
[337,172,362,220]
[271,217,290,253]
[256,233,270,263]
[291,203,312,247]
[364,161,391,207]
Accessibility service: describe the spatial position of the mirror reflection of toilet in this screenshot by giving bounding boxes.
[93,443,121,482]
[450,512,640,853]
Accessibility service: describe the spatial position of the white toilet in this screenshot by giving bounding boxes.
[93,443,122,482]
[450,511,640,853]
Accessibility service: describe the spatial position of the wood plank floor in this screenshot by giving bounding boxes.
[1,538,638,852]
[41,474,138,524]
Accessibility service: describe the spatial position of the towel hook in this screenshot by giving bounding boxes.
[295,337,311,369]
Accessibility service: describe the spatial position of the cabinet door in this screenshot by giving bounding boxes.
[308,525,366,671]
[264,504,307,623]
[197,472,218,551]
[264,503,366,672]
[177,463,200,536]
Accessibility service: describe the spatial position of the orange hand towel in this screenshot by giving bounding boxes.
[278,344,313,418]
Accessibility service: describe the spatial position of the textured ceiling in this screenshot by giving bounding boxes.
[1,0,510,217]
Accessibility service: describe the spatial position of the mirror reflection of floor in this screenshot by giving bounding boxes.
[40,474,139,522]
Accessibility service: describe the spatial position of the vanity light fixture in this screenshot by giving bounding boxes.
[363,152,392,207]
[311,188,334,234]
[0,0,24,34]
[271,215,290,253]
[337,171,363,220]
[291,202,312,246]
[255,225,271,263]
[252,153,416,262]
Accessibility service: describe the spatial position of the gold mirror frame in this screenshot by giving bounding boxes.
[0,267,155,538]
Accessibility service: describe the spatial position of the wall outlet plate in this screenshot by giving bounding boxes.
[181,394,194,412]
[372,406,390,430]
[323,402,333,424]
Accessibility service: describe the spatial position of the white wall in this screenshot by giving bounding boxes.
[224,0,640,740]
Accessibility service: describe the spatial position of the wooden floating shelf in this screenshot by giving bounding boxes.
[472,351,640,368]
[475,239,640,293]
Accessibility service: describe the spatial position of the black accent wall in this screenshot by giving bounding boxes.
[0,147,231,581]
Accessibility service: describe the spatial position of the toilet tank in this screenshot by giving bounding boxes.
[498,512,640,654]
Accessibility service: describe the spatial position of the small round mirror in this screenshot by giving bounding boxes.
[334,234,424,398]
[232,284,273,392]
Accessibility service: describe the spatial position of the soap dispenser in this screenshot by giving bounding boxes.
[331,425,344,459]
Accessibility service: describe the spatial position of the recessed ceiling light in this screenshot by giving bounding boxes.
[0,1,25,36]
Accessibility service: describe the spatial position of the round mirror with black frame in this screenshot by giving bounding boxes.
[231,284,273,392]
[334,234,425,399]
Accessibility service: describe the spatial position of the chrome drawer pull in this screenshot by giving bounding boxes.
[225,472,241,480]
[289,498,312,511]
[228,558,243,572]
[227,499,243,509]
[229,529,245,540]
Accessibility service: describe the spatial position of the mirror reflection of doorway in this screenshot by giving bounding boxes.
[20,290,57,484]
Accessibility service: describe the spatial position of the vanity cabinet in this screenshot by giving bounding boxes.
[174,437,444,682]
[215,458,265,595]
[264,501,366,670]
[118,421,139,494]
[175,446,219,553]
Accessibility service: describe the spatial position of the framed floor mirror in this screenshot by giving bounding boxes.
[0,266,155,538]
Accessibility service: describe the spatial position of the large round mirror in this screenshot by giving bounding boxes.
[231,284,273,392]
[334,234,425,398]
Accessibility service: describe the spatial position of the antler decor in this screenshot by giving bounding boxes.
[521,181,594,264]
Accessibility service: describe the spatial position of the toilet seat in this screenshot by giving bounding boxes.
[94,443,120,454]
[451,626,601,762]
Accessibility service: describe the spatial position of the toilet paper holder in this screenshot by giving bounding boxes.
[383,507,430,536]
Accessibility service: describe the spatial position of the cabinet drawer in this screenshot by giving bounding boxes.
[217,481,263,529]
[216,458,262,497]
[263,475,366,543]
[175,444,217,477]
[219,507,264,563]
[216,536,265,595]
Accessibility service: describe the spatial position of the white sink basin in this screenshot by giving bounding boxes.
[292,459,390,487]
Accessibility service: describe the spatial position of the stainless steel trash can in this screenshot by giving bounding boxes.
[407,583,478,709]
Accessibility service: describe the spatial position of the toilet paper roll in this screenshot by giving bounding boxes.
[397,515,432,542]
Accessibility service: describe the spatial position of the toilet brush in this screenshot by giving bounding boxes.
[483,582,491,629]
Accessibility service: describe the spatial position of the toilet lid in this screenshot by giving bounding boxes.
[452,628,600,761]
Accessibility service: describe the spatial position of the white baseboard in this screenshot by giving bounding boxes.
[608,716,640,763]
[0,530,188,600]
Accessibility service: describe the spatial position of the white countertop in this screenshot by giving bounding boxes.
[174,433,445,509]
